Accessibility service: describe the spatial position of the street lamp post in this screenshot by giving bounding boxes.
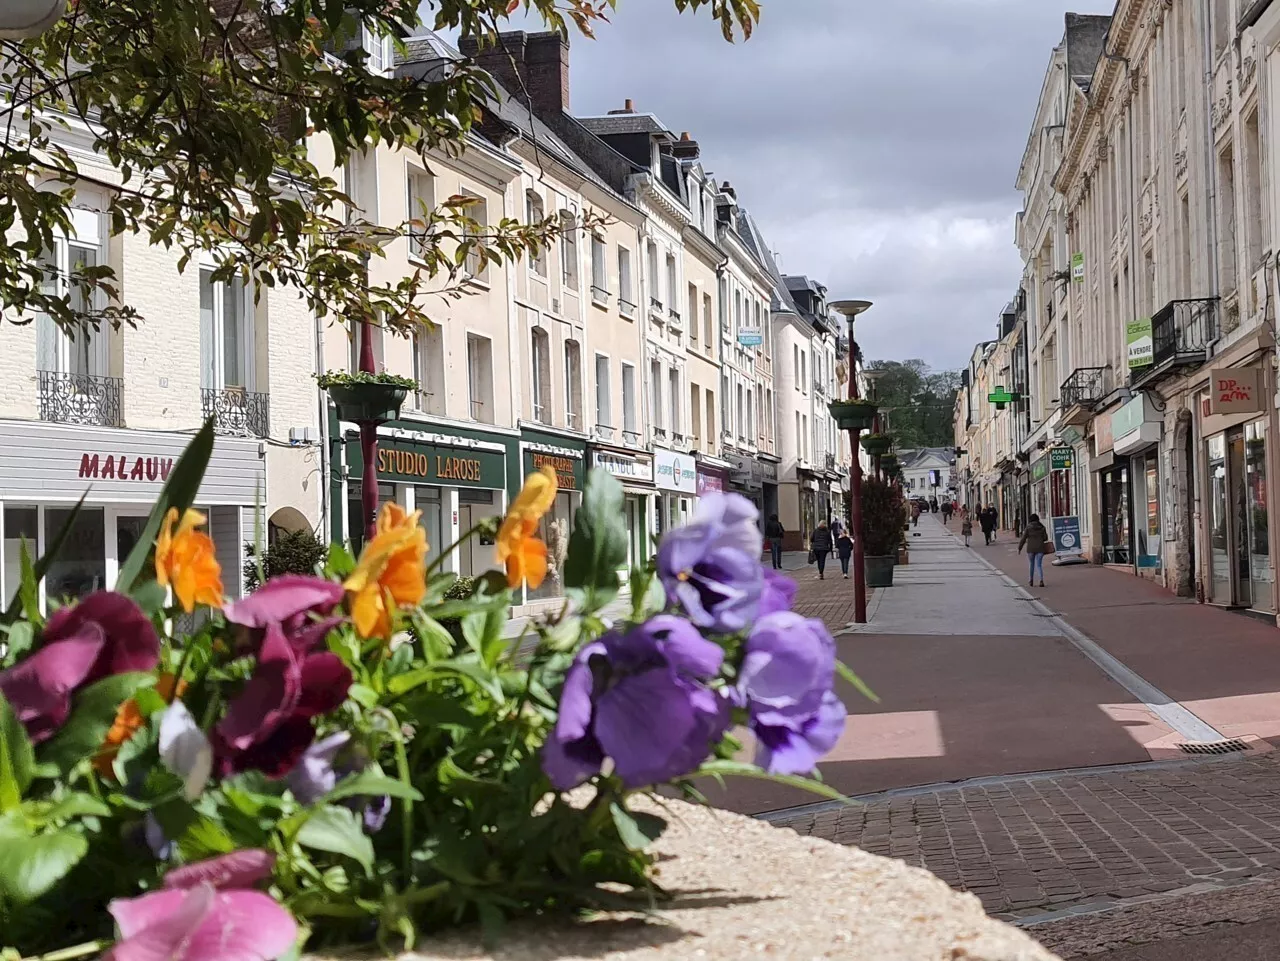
[830,299,873,625]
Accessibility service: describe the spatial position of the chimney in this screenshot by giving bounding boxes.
[457,31,570,117]
[608,98,636,115]
[720,180,737,199]
[458,31,528,102]
[671,130,700,160]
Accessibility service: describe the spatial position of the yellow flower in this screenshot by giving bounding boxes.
[343,502,427,639]
[496,466,558,589]
[155,508,224,613]
[94,674,186,778]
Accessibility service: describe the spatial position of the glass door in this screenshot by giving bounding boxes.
[1207,434,1231,603]
[1101,466,1131,564]
[1246,421,1272,610]
[1228,427,1252,608]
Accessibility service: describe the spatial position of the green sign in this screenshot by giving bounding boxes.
[1031,456,1049,482]
[1127,318,1153,369]
[1071,253,1085,282]
[1050,447,1074,471]
[347,437,507,489]
[987,386,1021,410]
[1111,394,1148,439]
[521,429,587,492]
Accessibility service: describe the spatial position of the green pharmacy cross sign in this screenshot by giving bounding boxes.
[987,386,1021,411]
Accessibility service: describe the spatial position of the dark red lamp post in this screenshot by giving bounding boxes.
[830,299,873,625]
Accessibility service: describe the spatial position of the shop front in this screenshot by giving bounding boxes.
[519,428,587,603]
[654,445,697,537]
[696,462,729,501]
[1112,393,1163,575]
[1198,365,1273,613]
[589,444,655,571]
[728,452,763,514]
[0,420,265,607]
[760,457,780,525]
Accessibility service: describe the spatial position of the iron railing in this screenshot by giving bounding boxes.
[813,378,827,397]
[1149,297,1219,371]
[1059,367,1107,409]
[202,387,269,437]
[825,453,838,471]
[39,370,123,427]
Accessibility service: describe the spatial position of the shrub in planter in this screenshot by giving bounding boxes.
[0,426,864,960]
[243,528,328,592]
[860,433,893,457]
[317,370,416,423]
[827,398,877,432]
[862,476,905,588]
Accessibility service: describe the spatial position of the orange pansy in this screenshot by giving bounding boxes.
[343,502,427,639]
[155,508,224,613]
[94,674,187,777]
[496,466,558,589]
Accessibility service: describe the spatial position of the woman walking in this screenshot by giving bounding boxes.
[979,505,997,545]
[836,529,854,579]
[765,514,786,570]
[1018,512,1051,587]
[810,520,833,580]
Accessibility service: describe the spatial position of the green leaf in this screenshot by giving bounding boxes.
[114,421,215,594]
[694,760,851,803]
[321,769,422,804]
[609,801,667,852]
[836,660,879,704]
[2,621,34,666]
[296,804,374,875]
[387,659,505,703]
[563,470,628,603]
[39,673,155,773]
[130,580,168,616]
[0,826,88,902]
[346,683,379,709]
[0,691,34,811]
[4,494,87,625]
[37,792,111,822]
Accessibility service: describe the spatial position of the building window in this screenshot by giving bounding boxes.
[595,354,612,430]
[526,191,546,277]
[466,333,494,423]
[36,211,106,380]
[650,359,664,433]
[461,191,488,283]
[795,412,802,459]
[411,325,444,415]
[734,290,742,340]
[746,389,755,442]
[362,25,394,76]
[559,210,578,290]
[647,243,661,310]
[703,293,713,351]
[591,234,608,303]
[766,388,774,442]
[618,246,635,314]
[690,384,701,448]
[564,339,582,430]
[756,384,764,442]
[705,390,716,452]
[407,168,433,260]
[531,327,551,424]
[1218,143,1237,298]
[200,269,255,391]
[621,362,637,436]
[668,368,681,438]
[736,384,744,440]
[666,254,678,320]
[793,345,801,387]
[688,284,699,344]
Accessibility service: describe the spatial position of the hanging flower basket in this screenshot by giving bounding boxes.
[861,433,893,457]
[318,371,415,423]
[879,453,899,472]
[828,398,878,433]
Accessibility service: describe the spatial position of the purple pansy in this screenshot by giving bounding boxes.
[224,575,344,653]
[656,493,763,633]
[738,611,848,775]
[759,568,797,616]
[543,615,729,790]
[287,731,390,834]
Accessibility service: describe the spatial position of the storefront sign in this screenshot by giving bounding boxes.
[759,460,778,483]
[526,452,580,490]
[354,437,505,489]
[1111,393,1161,455]
[1031,455,1049,482]
[1052,515,1083,556]
[1126,318,1153,369]
[521,430,587,491]
[1093,411,1114,455]
[1071,252,1085,282]
[1207,367,1262,415]
[654,447,696,494]
[737,325,763,347]
[78,453,175,482]
[1050,448,1074,471]
[1112,394,1150,439]
[590,448,654,485]
[696,468,726,497]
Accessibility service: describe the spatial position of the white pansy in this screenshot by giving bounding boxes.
[159,701,213,801]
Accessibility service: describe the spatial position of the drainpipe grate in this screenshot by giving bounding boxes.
[1177,739,1253,756]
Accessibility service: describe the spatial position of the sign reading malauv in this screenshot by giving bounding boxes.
[1126,318,1153,369]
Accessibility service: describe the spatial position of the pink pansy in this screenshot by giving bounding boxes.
[223,575,343,631]
[213,622,351,778]
[106,851,296,961]
[0,592,160,743]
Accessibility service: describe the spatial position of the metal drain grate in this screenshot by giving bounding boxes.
[1177,739,1252,756]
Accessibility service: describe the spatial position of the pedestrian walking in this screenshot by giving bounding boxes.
[929,496,939,514]
[960,512,973,547]
[941,501,952,524]
[765,514,786,570]
[810,521,833,580]
[836,530,854,578]
[1018,512,1051,587]
[979,506,996,546]
[911,500,922,527]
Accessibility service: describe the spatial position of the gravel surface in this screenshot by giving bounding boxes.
[313,798,1061,960]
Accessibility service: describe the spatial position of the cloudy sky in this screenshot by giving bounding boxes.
[499,0,1112,372]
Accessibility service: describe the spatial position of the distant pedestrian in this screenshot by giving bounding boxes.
[765,514,786,570]
[941,501,953,524]
[836,530,854,579]
[1018,512,1051,587]
[829,515,843,539]
[911,500,922,527]
[929,497,939,513]
[961,513,973,547]
[979,506,997,546]
[810,521,833,580]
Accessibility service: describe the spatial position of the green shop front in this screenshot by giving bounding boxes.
[334,419,513,579]
[518,427,587,606]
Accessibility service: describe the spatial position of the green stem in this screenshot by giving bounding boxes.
[22,940,110,961]
[393,732,414,881]
[424,523,486,578]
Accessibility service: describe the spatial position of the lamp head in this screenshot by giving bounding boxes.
[829,299,873,319]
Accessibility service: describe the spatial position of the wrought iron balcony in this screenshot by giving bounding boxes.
[1132,297,1219,384]
[1059,367,1107,409]
[202,387,269,437]
[39,370,123,427]
[813,378,827,397]
[825,452,838,471]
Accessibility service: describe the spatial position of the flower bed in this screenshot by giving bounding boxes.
[0,424,862,960]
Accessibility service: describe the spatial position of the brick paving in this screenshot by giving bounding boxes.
[775,753,1280,919]
[784,560,873,631]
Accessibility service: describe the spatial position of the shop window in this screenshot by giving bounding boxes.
[414,486,444,574]
[2,506,37,607]
[44,506,106,606]
[1246,421,1272,600]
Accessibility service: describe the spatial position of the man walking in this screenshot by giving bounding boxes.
[765,514,786,570]
[810,520,833,580]
[979,506,997,546]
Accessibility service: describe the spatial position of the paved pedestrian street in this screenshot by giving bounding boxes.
[726,514,1280,959]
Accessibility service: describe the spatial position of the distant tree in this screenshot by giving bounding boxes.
[868,359,960,448]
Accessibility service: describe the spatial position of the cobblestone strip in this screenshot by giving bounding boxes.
[774,754,1280,916]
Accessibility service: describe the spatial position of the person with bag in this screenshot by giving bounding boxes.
[765,514,786,570]
[835,530,854,579]
[1018,512,1052,587]
[810,521,833,580]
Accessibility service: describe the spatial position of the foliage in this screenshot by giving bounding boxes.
[829,398,877,411]
[243,529,328,592]
[316,371,418,391]
[0,0,761,339]
[860,476,906,556]
[866,360,962,448]
[0,430,852,959]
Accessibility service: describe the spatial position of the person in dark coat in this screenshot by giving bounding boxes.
[835,530,854,579]
[940,500,953,524]
[810,522,833,580]
[765,514,786,570]
[979,506,997,545]
[1018,512,1051,587]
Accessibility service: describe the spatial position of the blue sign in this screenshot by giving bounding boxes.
[1052,515,1082,556]
[737,326,763,347]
